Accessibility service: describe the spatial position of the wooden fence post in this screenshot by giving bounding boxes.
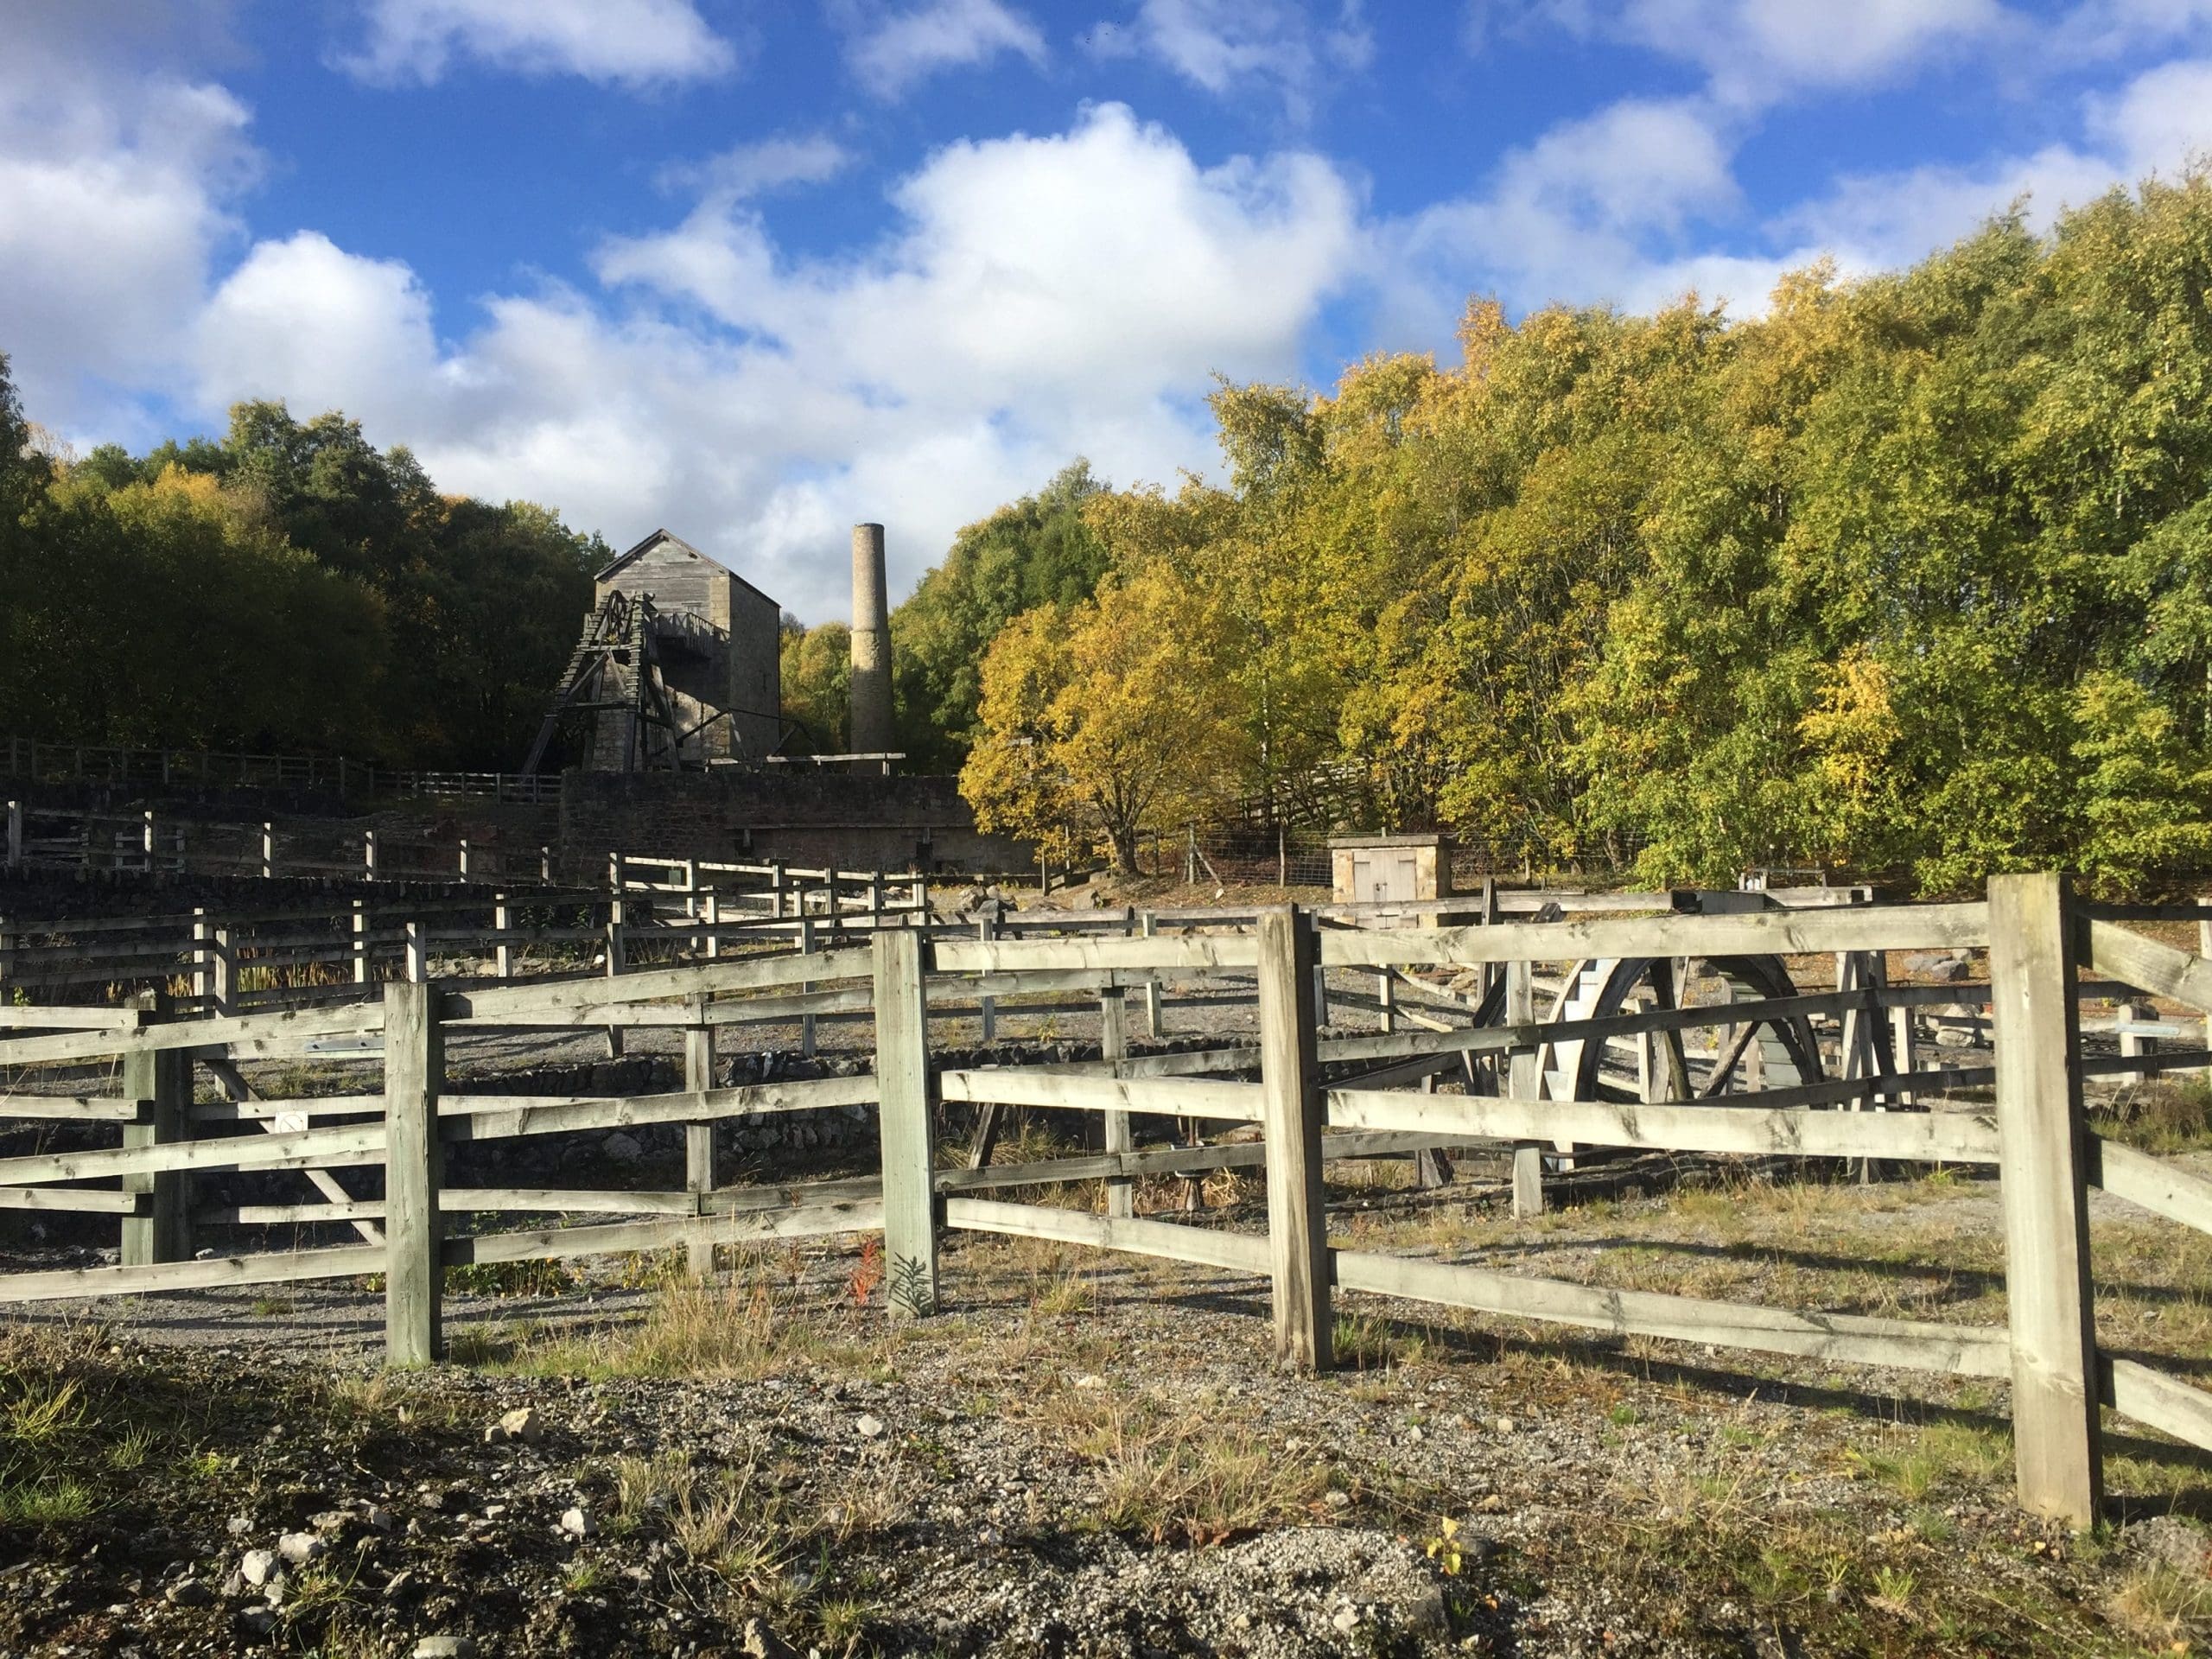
[2199,897,2212,1074]
[1507,957,1544,1217]
[604,898,626,1059]
[540,846,553,886]
[1140,912,1165,1039]
[686,1015,717,1281]
[870,868,886,932]
[493,892,512,980]
[874,926,938,1316]
[261,822,275,880]
[191,909,212,1012]
[120,993,191,1267]
[352,900,371,987]
[457,839,471,882]
[404,919,428,985]
[209,921,236,1018]
[384,980,444,1367]
[141,810,156,877]
[1255,906,1331,1372]
[798,914,819,1058]
[1988,872,2101,1526]
[2119,1001,2151,1077]
[1101,988,1133,1219]
[976,916,996,1042]
[364,830,378,882]
[4,800,20,872]
[703,891,721,961]
[1890,1004,1919,1108]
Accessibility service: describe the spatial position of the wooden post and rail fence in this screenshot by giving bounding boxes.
[8,877,2212,1523]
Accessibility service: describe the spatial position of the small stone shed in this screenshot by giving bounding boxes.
[1330,833,1453,905]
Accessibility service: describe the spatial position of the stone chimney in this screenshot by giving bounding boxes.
[849,523,893,757]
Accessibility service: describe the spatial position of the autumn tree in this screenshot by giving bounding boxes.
[961,563,1237,874]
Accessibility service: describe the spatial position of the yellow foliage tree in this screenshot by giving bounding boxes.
[960,563,1238,874]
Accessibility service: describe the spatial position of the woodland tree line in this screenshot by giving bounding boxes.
[0,373,603,771]
[785,175,2212,896]
[10,175,2212,895]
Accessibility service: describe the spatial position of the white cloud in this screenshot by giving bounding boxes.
[1387,44,2212,337]
[837,0,1049,97]
[1483,0,2004,107]
[1774,56,2212,274]
[2087,54,2212,170]
[195,232,443,416]
[0,11,257,430]
[662,135,855,205]
[1384,96,1742,324]
[188,105,1359,619]
[339,0,735,87]
[2052,0,2212,61]
[1089,0,1373,119]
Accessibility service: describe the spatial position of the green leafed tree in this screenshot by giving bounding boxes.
[890,460,1110,771]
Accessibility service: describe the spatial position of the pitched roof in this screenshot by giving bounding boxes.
[595,528,780,610]
[594,527,715,582]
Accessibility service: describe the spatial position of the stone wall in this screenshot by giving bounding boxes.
[558,769,1031,874]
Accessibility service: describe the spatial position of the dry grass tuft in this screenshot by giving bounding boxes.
[492,1277,871,1381]
[1045,1389,1332,1544]
[2111,1560,2212,1648]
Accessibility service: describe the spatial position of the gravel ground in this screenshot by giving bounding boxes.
[6,1164,2210,1658]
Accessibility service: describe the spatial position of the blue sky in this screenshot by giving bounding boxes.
[5,1,2212,620]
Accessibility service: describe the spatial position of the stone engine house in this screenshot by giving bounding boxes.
[590,530,783,766]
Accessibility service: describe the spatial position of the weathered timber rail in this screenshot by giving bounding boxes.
[4,877,2212,1527]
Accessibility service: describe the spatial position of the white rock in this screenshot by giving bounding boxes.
[1071,1375,1105,1390]
[561,1506,594,1538]
[855,1414,885,1440]
[414,1638,478,1659]
[276,1531,325,1565]
[238,1549,279,1587]
[498,1406,543,1443]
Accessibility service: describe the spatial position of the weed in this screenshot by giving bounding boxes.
[448,1258,580,1298]
[1332,1313,1424,1371]
[848,1236,884,1307]
[489,1277,865,1381]
[175,1447,232,1482]
[2111,1561,2212,1647]
[105,1423,156,1471]
[3,1378,86,1446]
[0,1478,93,1525]
[888,1255,936,1319]
[1032,1271,1092,1318]
[1052,1392,1332,1545]
[1869,1563,1916,1616]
